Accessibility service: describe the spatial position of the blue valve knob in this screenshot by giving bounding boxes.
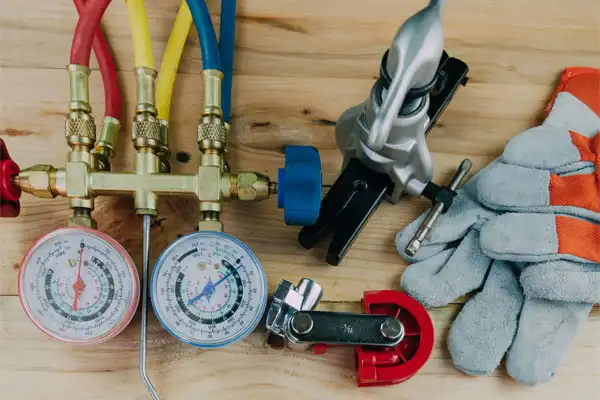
[278,146,322,226]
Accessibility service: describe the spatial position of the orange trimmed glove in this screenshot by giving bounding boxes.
[478,67,600,279]
[396,67,600,385]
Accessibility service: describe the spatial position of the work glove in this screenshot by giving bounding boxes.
[395,67,600,385]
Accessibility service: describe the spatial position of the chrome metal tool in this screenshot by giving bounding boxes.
[299,0,470,264]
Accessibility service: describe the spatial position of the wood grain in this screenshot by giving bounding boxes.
[2,298,600,400]
[1,0,599,398]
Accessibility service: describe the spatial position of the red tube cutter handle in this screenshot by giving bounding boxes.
[312,290,434,387]
[0,139,21,217]
[355,290,434,387]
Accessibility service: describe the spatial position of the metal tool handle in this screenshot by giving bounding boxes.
[288,311,405,347]
[405,158,472,256]
[366,0,445,151]
[140,215,160,400]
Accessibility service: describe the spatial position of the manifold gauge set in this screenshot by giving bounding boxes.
[0,0,470,397]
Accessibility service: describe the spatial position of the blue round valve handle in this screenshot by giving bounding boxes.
[277,146,322,226]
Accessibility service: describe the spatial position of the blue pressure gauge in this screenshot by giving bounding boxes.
[151,231,267,348]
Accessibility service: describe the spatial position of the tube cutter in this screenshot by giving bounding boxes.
[266,279,434,386]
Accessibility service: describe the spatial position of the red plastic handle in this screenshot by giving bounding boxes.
[355,290,434,387]
[312,290,434,387]
[0,139,21,217]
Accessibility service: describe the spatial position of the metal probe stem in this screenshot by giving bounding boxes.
[140,214,160,400]
[405,159,472,256]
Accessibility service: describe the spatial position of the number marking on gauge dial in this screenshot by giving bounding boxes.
[18,227,140,345]
[151,231,267,348]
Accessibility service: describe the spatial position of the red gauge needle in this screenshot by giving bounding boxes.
[72,241,86,311]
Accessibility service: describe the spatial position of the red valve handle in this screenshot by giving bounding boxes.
[0,139,21,217]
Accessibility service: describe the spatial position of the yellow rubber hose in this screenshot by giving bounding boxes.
[125,0,155,69]
[157,1,193,121]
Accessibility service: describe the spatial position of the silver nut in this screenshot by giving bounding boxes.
[290,312,314,335]
[380,318,405,341]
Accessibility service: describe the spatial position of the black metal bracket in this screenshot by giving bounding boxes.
[298,158,393,266]
[298,51,469,266]
[287,311,404,347]
[426,52,469,135]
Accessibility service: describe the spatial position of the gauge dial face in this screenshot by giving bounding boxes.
[18,228,140,345]
[151,231,267,348]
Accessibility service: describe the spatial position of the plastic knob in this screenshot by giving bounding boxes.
[0,139,21,217]
[278,146,322,226]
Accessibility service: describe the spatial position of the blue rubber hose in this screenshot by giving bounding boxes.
[219,0,236,122]
[185,0,220,71]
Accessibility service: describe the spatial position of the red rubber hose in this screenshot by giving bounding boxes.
[72,0,122,119]
[70,0,112,67]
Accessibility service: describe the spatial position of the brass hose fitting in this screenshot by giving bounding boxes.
[17,165,59,199]
[132,67,162,151]
[202,69,224,118]
[197,115,228,151]
[66,64,96,150]
[158,119,171,173]
[67,64,92,113]
[130,67,164,216]
[65,64,96,218]
[132,113,162,150]
[198,210,223,232]
[13,62,280,232]
[229,171,270,201]
[95,116,121,170]
[196,69,227,231]
[68,207,97,229]
[65,112,96,148]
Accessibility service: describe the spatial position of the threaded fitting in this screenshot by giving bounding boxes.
[132,113,162,150]
[65,111,96,147]
[197,116,227,151]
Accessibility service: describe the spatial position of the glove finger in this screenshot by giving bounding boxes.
[480,213,600,264]
[520,261,600,303]
[400,229,492,307]
[506,298,592,386]
[502,125,597,172]
[477,163,600,221]
[544,92,600,134]
[448,261,523,376]
[396,189,494,262]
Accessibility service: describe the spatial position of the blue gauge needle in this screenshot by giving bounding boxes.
[188,261,241,305]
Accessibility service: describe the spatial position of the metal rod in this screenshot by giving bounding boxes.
[140,214,160,400]
[405,159,472,256]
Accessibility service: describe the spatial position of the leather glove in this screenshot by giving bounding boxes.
[396,67,600,385]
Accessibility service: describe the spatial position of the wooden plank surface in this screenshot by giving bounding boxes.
[2,298,600,400]
[1,0,599,398]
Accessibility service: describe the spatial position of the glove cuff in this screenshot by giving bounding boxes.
[544,67,600,118]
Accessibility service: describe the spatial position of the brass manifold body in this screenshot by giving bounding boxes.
[15,66,276,231]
